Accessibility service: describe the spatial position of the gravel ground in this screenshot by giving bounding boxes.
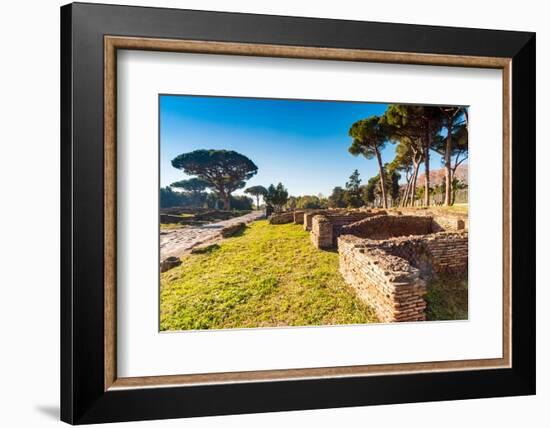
[160,210,265,260]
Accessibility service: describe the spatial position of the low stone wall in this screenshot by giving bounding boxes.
[160,207,206,216]
[424,232,468,273]
[432,214,467,232]
[195,210,239,221]
[303,210,330,231]
[160,256,182,273]
[293,210,308,224]
[338,235,427,322]
[220,222,245,238]
[375,231,468,277]
[310,215,333,248]
[269,211,295,224]
[341,215,433,240]
[310,212,381,249]
[337,228,468,322]
[397,209,467,232]
[160,214,186,224]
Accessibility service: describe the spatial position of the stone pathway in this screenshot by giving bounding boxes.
[160,211,265,260]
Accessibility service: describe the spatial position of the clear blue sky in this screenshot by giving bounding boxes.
[160,95,444,197]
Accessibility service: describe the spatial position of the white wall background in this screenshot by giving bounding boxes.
[0,1,546,427]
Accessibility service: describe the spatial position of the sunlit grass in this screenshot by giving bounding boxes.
[160,220,377,331]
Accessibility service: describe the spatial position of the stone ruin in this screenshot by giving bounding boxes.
[268,208,468,323]
[337,214,467,322]
[310,210,387,249]
[268,211,295,225]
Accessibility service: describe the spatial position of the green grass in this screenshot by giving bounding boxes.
[425,273,468,321]
[160,220,377,331]
[430,204,468,214]
[160,223,186,230]
[398,204,468,215]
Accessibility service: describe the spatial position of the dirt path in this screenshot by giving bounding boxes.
[160,211,265,260]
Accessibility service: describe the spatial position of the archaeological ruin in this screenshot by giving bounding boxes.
[310,210,386,249]
[268,208,468,323]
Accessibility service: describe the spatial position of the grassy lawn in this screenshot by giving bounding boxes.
[160,223,186,230]
[430,204,468,214]
[425,273,468,321]
[397,204,468,215]
[160,220,377,331]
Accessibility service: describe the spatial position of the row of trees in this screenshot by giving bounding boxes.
[160,186,254,210]
[327,168,400,209]
[246,185,339,212]
[348,104,468,208]
[244,183,289,212]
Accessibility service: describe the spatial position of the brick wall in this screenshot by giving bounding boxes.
[310,215,334,248]
[160,214,185,224]
[338,235,427,322]
[341,215,433,240]
[303,210,330,231]
[337,229,467,322]
[269,211,295,224]
[376,231,468,277]
[431,214,467,232]
[310,212,381,249]
[293,210,308,224]
[396,209,467,232]
[424,232,468,273]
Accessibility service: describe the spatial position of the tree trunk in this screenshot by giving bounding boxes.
[402,167,413,207]
[423,131,431,207]
[401,178,410,207]
[444,117,453,206]
[220,191,230,210]
[256,195,260,210]
[374,148,388,209]
[450,169,457,205]
[410,161,420,207]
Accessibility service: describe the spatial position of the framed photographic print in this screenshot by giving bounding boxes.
[60,2,536,424]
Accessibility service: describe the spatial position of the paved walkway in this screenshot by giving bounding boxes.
[160,211,265,260]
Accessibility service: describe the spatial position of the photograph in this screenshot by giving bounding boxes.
[159,95,469,331]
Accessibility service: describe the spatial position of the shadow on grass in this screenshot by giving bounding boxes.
[425,273,468,321]
[190,243,221,255]
[227,226,248,238]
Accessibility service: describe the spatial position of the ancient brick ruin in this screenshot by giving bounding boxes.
[268,208,468,322]
[268,211,295,224]
[310,211,383,249]
[338,235,428,322]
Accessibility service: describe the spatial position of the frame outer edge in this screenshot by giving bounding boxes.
[63,3,536,423]
[510,33,536,392]
[60,3,75,424]
[503,60,512,368]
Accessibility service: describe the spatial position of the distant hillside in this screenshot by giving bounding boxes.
[417,164,468,187]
